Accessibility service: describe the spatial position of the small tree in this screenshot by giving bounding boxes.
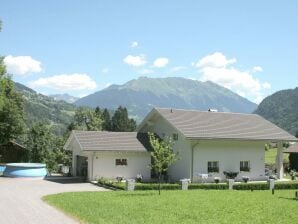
[148,132,178,195]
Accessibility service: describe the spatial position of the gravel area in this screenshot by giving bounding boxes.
[0,177,108,224]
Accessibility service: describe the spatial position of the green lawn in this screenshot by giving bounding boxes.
[44,190,298,224]
[265,148,289,165]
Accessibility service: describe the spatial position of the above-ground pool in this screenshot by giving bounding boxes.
[3,163,47,178]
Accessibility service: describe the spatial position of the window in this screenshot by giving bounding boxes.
[115,159,127,166]
[173,133,178,141]
[240,161,250,172]
[208,161,219,173]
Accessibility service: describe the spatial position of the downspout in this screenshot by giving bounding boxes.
[191,141,200,183]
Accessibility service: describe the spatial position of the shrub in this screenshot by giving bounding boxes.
[189,183,228,190]
[135,183,180,190]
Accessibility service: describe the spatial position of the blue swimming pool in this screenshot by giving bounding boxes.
[3,163,47,178]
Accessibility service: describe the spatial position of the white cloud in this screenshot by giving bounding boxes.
[153,57,169,68]
[138,69,154,75]
[4,55,42,75]
[196,52,270,103]
[196,52,236,68]
[262,82,271,89]
[123,54,146,67]
[171,66,187,72]
[101,68,109,73]
[131,41,139,48]
[253,66,263,72]
[29,73,97,91]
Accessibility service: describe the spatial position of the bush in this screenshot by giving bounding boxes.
[135,183,180,190]
[97,177,125,190]
[98,179,298,191]
[289,153,298,170]
[189,183,228,190]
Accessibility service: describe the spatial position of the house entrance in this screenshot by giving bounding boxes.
[76,155,88,178]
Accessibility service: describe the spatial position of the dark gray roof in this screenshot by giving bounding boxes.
[284,143,298,153]
[155,108,297,141]
[72,130,151,152]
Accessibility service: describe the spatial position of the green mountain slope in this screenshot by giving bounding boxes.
[255,87,298,135]
[14,82,76,135]
[50,93,79,103]
[75,77,257,121]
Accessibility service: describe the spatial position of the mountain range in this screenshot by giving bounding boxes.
[254,87,298,136]
[13,77,298,137]
[14,82,76,135]
[75,77,258,121]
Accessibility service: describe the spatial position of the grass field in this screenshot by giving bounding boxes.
[265,148,289,165]
[44,190,298,224]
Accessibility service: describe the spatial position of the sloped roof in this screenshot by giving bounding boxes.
[70,130,151,152]
[152,108,297,141]
[284,143,298,153]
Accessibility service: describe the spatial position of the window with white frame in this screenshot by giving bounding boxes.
[115,158,127,166]
[207,161,219,173]
[240,161,250,172]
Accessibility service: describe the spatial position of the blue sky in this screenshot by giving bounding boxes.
[0,1,297,103]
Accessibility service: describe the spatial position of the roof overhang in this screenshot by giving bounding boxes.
[186,137,298,142]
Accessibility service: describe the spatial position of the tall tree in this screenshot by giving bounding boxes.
[111,106,136,132]
[148,132,178,195]
[102,108,112,131]
[71,107,103,131]
[26,122,52,163]
[0,57,25,144]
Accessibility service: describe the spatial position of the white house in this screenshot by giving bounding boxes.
[64,131,152,181]
[64,108,297,182]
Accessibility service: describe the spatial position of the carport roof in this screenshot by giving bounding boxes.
[284,143,298,153]
[70,130,151,152]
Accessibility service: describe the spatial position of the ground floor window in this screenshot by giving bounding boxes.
[240,161,250,172]
[115,158,128,166]
[208,161,219,173]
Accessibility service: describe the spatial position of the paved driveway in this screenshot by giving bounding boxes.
[0,177,108,224]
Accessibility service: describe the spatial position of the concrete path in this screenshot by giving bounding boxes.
[0,177,108,224]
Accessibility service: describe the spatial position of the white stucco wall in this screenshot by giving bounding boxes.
[139,115,192,181]
[90,151,151,181]
[66,137,88,176]
[192,140,266,182]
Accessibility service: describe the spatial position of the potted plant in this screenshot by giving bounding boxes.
[242,176,249,183]
[214,177,220,184]
[136,173,143,183]
[223,171,239,180]
[290,170,296,181]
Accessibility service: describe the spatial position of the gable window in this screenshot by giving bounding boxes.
[208,161,219,173]
[115,159,127,166]
[172,133,178,141]
[240,161,250,172]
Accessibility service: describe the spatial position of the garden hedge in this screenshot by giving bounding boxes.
[98,180,298,191]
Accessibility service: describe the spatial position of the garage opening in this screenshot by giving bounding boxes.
[76,155,88,179]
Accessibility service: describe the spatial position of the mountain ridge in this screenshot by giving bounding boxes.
[75,76,257,121]
[254,87,298,135]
